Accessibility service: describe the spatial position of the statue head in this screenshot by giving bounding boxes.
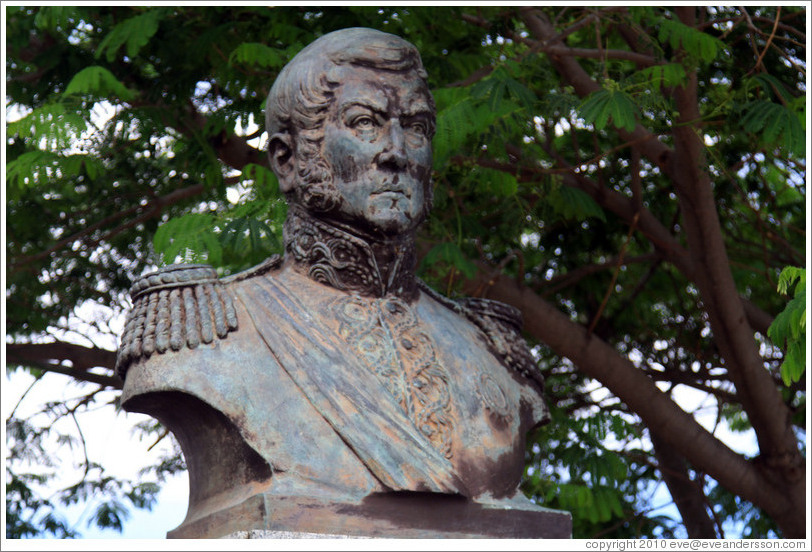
[265,28,435,238]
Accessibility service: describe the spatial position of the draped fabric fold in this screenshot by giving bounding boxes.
[234,276,468,496]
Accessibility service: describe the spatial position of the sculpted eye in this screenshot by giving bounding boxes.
[351,115,377,129]
[408,121,428,135]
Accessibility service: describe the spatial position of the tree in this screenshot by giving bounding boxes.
[5,5,807,539]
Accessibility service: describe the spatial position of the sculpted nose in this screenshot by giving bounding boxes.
[377,121,408,170]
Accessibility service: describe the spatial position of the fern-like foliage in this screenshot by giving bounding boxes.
[96,9,164,62]
[228,42,286,69]
[153,213,223,265]
[578,88,640,132]
[768,267,806,386]
[740,100,805,157]
[6,151,102,199]
[7,103,89,151]
[63,66,138,102]
[656,17,728,64]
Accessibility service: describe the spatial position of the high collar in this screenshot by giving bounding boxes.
[283,205,419,301]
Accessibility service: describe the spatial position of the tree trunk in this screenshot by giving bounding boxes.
[513,6,806,537]
[650,432,719,538]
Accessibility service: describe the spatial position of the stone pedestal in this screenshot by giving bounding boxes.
[169,492,571,539]
[224,530,367,539]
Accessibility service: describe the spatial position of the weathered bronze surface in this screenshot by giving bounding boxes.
[116,27,570,538]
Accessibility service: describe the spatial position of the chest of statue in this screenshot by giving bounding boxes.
[118,262,552,536]
[251,267,545,498]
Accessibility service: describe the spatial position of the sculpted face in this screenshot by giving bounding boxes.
[318,66,433,237]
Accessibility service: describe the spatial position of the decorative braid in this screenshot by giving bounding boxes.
[116,264,239,380]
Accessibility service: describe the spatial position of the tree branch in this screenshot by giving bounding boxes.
[9,183,206,271]
[519,9,674,179]
[669,7,802,502]
[650,431,719,538]
[462,11,657,66]
[450,146,776,334]
[747,6,782,76]
[179,102,267,171]
[540,253,660,295]
[7,342,117,371]
[6,342,122,389]
[458,265,801,536]
[9,361,123,390]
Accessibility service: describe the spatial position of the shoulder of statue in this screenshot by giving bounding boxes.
[116,263,242,381]
[220,254,283,285]
[417,280,545,393]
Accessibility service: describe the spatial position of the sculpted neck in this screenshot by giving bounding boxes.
[283,205,419,301]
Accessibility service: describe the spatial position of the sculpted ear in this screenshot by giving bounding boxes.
[268,132,296,193]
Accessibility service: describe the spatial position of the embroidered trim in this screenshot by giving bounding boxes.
[417,281,545,393]
[330,294,455,458]
[116,264,238,379]
[283,205,418,299]
[477,372,512,423]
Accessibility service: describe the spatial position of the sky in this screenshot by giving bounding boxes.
[3,368,188,540]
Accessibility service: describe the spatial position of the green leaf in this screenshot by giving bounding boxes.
[421,242,478,280]
[433,98,477,167]
[153,212,220,265]
[657,18,727,64]
[781,340,806,386]
[776,266,805,298]
[578,89,639,132]
[33,6,81,34]
[763,166,804,206]
[634,63,687,89]
[594,487,612,522]
[740,100,804,156]
[241,163,280,199]
[126,482,160,510]
[6,103,89,150]
[503,74,538,112]
[229,42,285,69]
[579,89,611,128]
[472,66,536,113]
[473,168,518,197]
[6,151,99,198]
[88,500,129,532]
[608,91,639,132]
[767,294,806,347]
[548,185,606,222]
[96,9,162,62]
[6,150,60,192]
[220,217,279,258]
[768,267,806,386]
[63,66,137,102]
[750,73,796,105]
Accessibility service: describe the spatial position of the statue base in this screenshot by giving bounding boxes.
[224,530,368,539]
[169,493,571,539]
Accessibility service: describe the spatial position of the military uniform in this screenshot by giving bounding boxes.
[116,208,554,537]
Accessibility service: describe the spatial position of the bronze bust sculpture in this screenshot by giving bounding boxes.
[116,28,569,538]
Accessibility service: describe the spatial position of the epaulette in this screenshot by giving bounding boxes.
[417,281,545,392]
[116,264,238,380]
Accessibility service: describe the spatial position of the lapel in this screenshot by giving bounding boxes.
[233,275,467,496]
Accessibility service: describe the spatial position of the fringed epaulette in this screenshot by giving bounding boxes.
[116,264,238,380]
[417,281,544,392]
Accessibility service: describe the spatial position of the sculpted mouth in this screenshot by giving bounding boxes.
[370,175,413,199]
[373,189,409,198]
